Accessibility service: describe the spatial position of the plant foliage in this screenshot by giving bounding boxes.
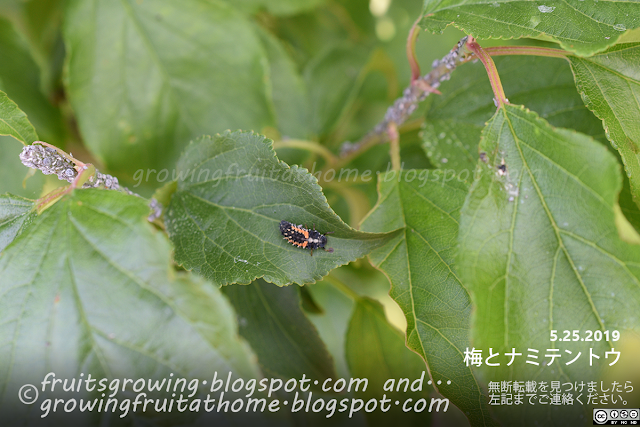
[0,0,639,425]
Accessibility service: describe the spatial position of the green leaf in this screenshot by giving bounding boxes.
[0,194,34,254]
[619,27,640,43]
[620,174,640,232]
[305,281,355,379]
[299,285,324,314]
[346,298,427,393]
[0,189,259,420]
[615,203,640,245]
[166,131,399,286]
[458,104,640,425]
[420,0,640,56]
[0,0,65,67]
[346,297,433,426]
[21,0,66,66]
[0,16,65,144]
[361,171,497,427]
[0,136,46,198]
[304,44,371,137]
[256,25,310,139]
[273,1,371,67]
[568,43,640,207]
[63,0,274,176]
[423,56,606,172]
[228,0,325,16]
[0,90,37,144]
[222,279,336,381]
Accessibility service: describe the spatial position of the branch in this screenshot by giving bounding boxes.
[340,36,474,158]
[273,138,338,165]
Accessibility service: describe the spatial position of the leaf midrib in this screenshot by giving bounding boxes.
[0,117,31,143]
[398,184,491,426]
[502,107,611,346]
[68,202,238,374]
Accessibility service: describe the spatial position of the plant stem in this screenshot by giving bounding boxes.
[339,36,474,159]
[273,139,337,165]
[388,122,401,171]
[467,37,509,107]
[324,274,361,300]
[407,18,422,82]
[331,118,423,171]
[484,45,569,59]
[335,39,571,167]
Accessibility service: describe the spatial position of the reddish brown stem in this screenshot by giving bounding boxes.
[484,45,569,59]
[407,18,422,82]
[388,122,401,171]
[467,37,508,107]
[406,18,441,94]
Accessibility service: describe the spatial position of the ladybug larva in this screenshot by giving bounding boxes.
[279,220,334,256]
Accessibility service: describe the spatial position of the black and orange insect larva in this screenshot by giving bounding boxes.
[280,220,334,256]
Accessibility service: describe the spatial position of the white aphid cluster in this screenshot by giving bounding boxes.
[19,143,77,182]
[19,143,122,191]
[340,36,472,156]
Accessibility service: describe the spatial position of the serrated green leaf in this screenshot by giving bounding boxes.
[166,131,399,286]
[0,194,34,254]
[361,171,497,427]
[458,104,640,425]
[568,43,640,207]
[420,0,640,56]
[0,90,37,144]
[0,189,259,422]
[423,56,606,172]
[63,0,274,176]
[346,297,433,426]
[222,279,336,381]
